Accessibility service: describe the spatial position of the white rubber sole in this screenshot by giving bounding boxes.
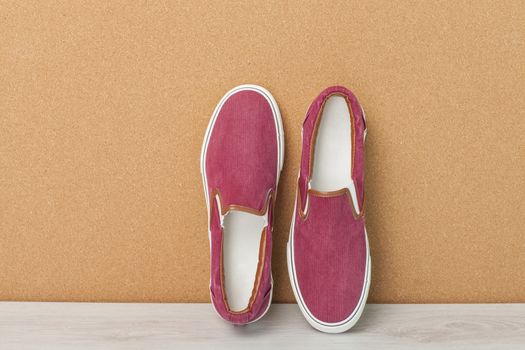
[200,84,284,324]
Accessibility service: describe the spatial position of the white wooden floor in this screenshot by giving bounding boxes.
[0,302,523,349]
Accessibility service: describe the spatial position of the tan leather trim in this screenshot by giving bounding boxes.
[297,184,365,221]
[309,188,349,197]
[215,190,273,315]
[210,188,274,217]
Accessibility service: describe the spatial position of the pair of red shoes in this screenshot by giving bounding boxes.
[201,85,369,333]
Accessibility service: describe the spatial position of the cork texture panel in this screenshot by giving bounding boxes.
[1,1,524,303]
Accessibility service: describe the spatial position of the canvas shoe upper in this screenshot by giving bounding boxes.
[201,84,283,325]
[287,85,370,333]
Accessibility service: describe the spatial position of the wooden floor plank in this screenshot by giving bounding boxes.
[0,303,523,349]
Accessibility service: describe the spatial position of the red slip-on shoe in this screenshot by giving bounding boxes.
[287,86,370,333]
[201,84,284,325]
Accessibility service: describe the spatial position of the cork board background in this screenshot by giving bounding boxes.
[1,1,524,303]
